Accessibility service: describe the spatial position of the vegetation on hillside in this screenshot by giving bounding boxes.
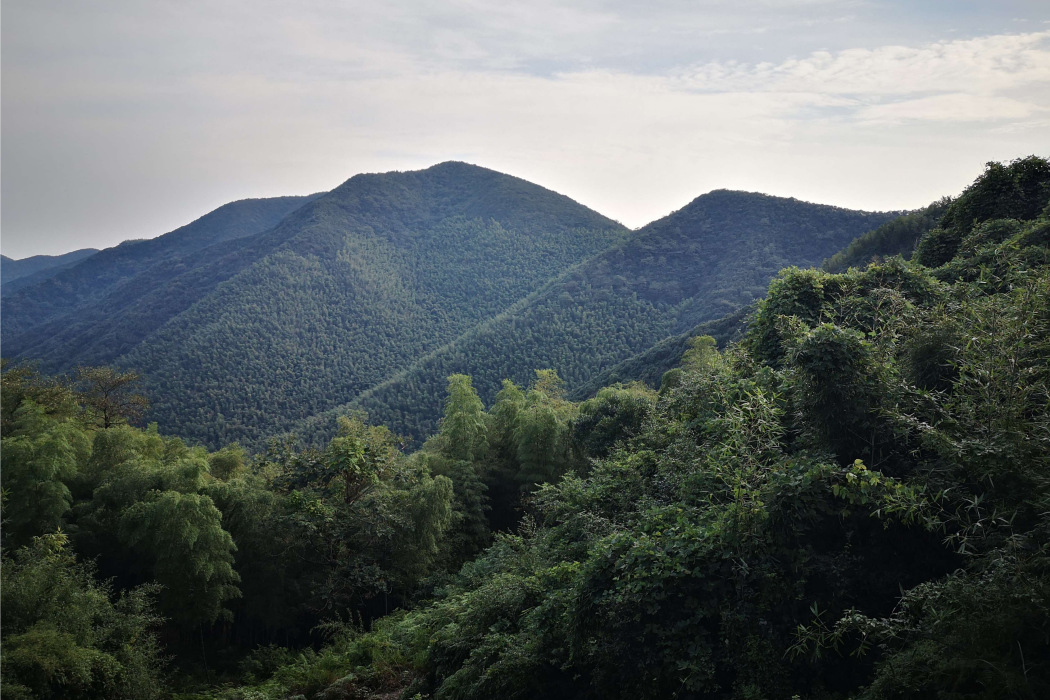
[3,157,1047,700]
[297,190,892,444]
[822,198,948,272]
[124,164,628,448]
[3,168,891,451]
[2,195,320,345]
[1,248,100,292]
[2,163,629,449]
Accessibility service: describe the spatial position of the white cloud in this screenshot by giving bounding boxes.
[681,31,1050,96]
[856,93,1044,124]
[3,0,1050,256]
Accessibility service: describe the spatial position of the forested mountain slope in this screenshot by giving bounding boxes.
[1,194,321,346]
[101,163,627,447]
[245,155,1050,700]
[1,248,99,290]
[300,191,894,442]
[567,303,752,399]
[572,195,953,396]
[822,198,948,272]
[5,157,1047,700]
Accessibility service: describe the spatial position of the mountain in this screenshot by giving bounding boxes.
[4,165,897,449]
[1,194,322,346]
[296,190,896,443]
[1,248,99,291]
[567,304,753,399]
[3,162,629,447]
[575,197,957,396]
[822,198,949,272]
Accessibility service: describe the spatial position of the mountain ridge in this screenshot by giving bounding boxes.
[1,248,100,292]
[291,188,895,444]
[4,162,896,449]
[1,193,323,347]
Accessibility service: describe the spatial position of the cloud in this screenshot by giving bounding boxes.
[856,94,1044,124]
[680,30,1050,100]
[3,1,1049,257]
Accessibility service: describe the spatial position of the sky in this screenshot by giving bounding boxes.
[2,1,1049,259]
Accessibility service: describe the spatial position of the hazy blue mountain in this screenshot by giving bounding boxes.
[1,194,322,347]
[1,248,99,291]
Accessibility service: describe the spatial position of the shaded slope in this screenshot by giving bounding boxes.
[823,199,949,273]
[1,248,99,290]
[3,210,327,372]
[298,191,895,443]
[567,304,753,399]
[587,201,951,396]
[1,194,321,347]
[109,163,628,446]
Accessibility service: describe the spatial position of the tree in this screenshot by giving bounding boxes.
[438,374,488,462]
[119,490,241,629]
[1,400,90,547]
[1,532,165,700]
[75,366,149,429]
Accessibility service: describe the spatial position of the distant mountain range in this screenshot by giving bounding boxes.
[2,162,899,448]
[1,248,100,292]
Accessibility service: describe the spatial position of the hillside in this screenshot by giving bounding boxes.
[5,157,1047,700]
[5,167,894,450]
[5,163,629,447]
[822,198,949,272]
[1,194,321,346]
[0,248,99,291]
[298,190,895,443]
[567,304,753,399]
[238,155,1050,700]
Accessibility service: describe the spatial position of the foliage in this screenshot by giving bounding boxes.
[2,400,91,547]
[823,198,948,273]
[1,533,165,700]
[301,190,892,445]
[5,156,1050,700]
[221,156,1050,700]
[914,155,1050,268]
[0,364,459,683]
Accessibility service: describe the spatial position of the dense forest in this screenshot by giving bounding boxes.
[1,194,322,342]
[2,163,629,449]
[2,165,891,450]
[0,249,100,293]
[2,156,1048,700]
[294,190,892,445]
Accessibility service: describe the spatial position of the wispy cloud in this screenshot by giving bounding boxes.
[3,0,1049,256]
[677,31,1050,121]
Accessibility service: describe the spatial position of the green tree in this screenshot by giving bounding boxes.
[437,374,488,462]
[1,401,90,547]
[75,366,149,429]
[120,490,241,629]
[1,532,165,700]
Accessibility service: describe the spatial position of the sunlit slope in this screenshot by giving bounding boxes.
[299,190,895,443]
[112,162,629,446]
